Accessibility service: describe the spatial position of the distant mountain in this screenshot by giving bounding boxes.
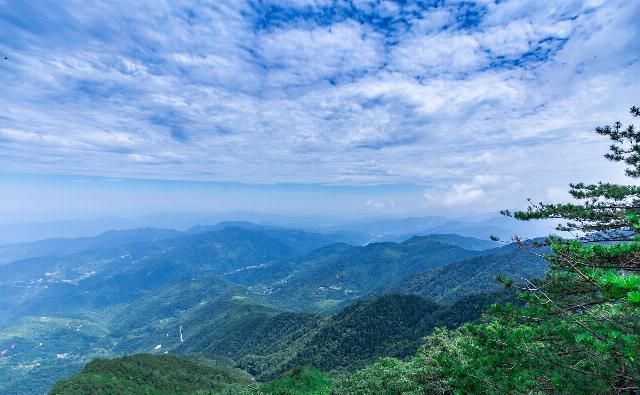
[0,222,358,325]
[381,243,548,303]
[187,221,354,253]
[0,228,181,265]
[0,217,136,245]
[48,354,252,395]
[323,215,556,243]
[399,234,499,251]
[217,235,496,309]
[0,212,351,245]
[0,220,349,267]
[424,216,554,241]
[0,227,298,321]
[323,216,450,239]
[256,236,481,311]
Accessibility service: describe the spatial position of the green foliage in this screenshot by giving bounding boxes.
[597,106,640,177]
[245,367,332,395]
[339,306,640,394]
[49,354,252,394]
[176,293,499,380]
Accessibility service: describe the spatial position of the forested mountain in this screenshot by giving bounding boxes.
[0,228,182,265]
[185,221,358,253]
[0,224,345,323]
[45,291,508,394]
[174,293,496,378]
[48,354,253,394]
[104,290,506,380]
[255,236,482,311]
[381,242,548,303]
[0,221,544,394]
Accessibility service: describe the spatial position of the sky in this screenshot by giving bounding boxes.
[0,0,639,222]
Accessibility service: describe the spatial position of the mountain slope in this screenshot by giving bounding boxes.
[258,237,480,311]
[0,228,182,266]
[382,243,547,303]
[187,221,351,254]
[0,227,299,321]
[400,233,499,251]
[48,354,252,395]
[147,292,506,380]
[0,275,243,395]
[46,290,516,393]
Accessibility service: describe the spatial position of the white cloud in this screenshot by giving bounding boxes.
[365,199,396,209]
[391,32,485,75]
[0,0,637,215]
[257,21,381,86]
[424,174,517,208]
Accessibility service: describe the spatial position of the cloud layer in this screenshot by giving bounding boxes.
[0,0,639,210]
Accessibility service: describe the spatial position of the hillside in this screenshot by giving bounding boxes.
[186,221,354,254]
[122,292,507,380]
[48,354,252,394]
[256,236,481,311]
[243,293,493,376]
[382,243,547,303]
[0,228,182,265]
[45,291,510,394]
[0,225,328,322]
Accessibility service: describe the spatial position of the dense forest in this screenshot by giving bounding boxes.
[49,354,253,394]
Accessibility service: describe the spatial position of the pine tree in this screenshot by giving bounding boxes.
[497,106,640,393]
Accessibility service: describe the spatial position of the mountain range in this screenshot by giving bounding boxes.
[0,221,547,394]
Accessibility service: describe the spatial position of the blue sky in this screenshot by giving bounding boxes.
[0,0,638,220]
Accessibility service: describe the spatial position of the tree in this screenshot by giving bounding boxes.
[497,106,640,393]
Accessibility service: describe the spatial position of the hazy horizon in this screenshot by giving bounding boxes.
[0,206,559,246]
